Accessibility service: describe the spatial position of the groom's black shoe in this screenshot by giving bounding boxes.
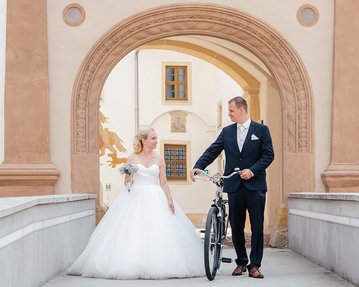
[232,265,246,276]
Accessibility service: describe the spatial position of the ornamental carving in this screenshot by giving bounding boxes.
[170,110,187,133]
[72,4,312,155]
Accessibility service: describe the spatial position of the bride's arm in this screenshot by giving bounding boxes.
[159,158,175,214]
[123,154,135,186]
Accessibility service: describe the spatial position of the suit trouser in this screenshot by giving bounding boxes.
[228,184,266,268]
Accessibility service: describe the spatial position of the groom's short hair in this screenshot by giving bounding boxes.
[228,96,248,113]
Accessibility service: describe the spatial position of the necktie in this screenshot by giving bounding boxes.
[237,125,246,152]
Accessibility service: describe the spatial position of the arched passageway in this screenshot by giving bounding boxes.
[71,4,314,220]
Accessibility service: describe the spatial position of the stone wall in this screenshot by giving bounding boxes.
[0,194,96,287]
[288,193,359,286]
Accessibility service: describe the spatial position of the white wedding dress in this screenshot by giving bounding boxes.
[68,163,204,279]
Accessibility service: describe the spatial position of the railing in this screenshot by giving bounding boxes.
[0,194,96,287]
[288,192,359,286]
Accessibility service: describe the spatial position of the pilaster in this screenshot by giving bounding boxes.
[322,0,359,191]
[0,0,59,195]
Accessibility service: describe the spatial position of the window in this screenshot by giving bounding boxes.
[164,144,187,180]
[165,66,188,101]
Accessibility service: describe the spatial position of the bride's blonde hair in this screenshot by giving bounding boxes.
[133,128,155,154]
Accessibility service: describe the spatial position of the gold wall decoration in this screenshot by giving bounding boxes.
[99,111,127,167]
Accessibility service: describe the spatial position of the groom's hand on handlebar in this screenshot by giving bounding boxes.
[239,169,253,180]
[190,169,200,182]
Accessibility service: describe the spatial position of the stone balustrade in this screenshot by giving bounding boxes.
[0,194,96,287]
[288,192,359,286]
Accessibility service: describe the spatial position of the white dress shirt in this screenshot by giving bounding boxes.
[237,119,254,177]
[237,119,251,152]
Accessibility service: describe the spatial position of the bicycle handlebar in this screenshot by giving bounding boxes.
[195,168,241,184]
[222,168,241,179]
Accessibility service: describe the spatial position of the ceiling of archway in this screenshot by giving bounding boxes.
[166,35,271,76]
[139,35,272,96]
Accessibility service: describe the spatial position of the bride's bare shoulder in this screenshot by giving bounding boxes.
[153,153,165,166]
[127,153,137,163]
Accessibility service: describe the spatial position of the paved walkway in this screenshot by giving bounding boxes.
[43,248,355,287]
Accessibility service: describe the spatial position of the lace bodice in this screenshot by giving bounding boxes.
[132,163,160,185]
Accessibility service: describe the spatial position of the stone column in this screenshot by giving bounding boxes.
[322,0,359,192]
[0,0,59,196]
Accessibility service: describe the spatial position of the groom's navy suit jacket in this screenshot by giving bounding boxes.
[194,121,274,193]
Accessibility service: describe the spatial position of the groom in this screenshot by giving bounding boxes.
[190,96,274,279]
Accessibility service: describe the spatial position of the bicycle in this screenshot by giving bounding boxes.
[194,168,241,281]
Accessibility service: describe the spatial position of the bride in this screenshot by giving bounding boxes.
[68,128,204,279]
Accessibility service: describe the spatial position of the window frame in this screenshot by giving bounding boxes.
[162,62,192,105]
[160,140,191,184]
[165,65,188,101]
[163,143,187,180]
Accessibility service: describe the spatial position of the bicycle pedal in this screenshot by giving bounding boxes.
[221,257,232,263]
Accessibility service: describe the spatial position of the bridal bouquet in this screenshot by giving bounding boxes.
[119,163,138,176]
[120,163,138,192]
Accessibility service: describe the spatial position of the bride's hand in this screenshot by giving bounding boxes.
[124,176,134,192]
[124,175,133,187]
[168,200,175,214]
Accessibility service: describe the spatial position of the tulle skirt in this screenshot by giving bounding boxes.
[68,182,205,279]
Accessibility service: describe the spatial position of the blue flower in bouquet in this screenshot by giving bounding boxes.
[119,163,138,176]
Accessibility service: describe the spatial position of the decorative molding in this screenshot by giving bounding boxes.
[72,4,313,155]
[321,164,359,192]
[0,163,60,196]
[73,4,313,154]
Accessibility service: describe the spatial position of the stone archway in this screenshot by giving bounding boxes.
[71,4,314,215]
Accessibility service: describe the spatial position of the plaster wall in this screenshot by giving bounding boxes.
[46,0,333,194]
[139,49,227,127]
[0,0,6,162]
[99,49,243,213]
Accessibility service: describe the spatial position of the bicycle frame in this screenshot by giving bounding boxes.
[196,168,240,280]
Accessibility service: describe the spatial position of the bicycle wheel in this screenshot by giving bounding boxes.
[204,206,221,281]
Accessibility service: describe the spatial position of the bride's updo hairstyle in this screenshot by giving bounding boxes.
[133,128,155,154]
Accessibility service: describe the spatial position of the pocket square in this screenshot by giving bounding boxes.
[251,134,259,140]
